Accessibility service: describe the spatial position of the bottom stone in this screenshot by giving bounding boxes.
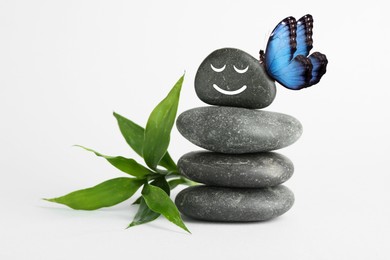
[175,185,294,222]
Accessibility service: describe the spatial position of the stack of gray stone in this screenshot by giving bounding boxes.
[175,48,303,222]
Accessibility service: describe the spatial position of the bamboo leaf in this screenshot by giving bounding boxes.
[159,152,177,173]
[128,198,160,228]
[113,112,145,157]
[75,145,153,178]
[45,178,144,210]
[132,196,142,205]
[141,183,190,233]
[131,177,170,205]
[151,177,170,195]
[143,75,184,170]
[168,178,187,190]
[113,112,177,171]
[128,178,170,228]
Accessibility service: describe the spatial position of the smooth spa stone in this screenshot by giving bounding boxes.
[195,48,276,109]
[177,151,294,188]
[175,185,294,222]
[176,106,303,154]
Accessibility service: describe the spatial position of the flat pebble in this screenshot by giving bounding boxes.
[178,151,294,188]
[175,185,294,222]
[176,106,303,153]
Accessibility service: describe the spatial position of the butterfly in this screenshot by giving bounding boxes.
[260,14,328,90]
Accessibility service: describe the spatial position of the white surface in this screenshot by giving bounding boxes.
[1,0,389,259]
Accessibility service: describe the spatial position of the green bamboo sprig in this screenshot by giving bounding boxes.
[45,75,193,233]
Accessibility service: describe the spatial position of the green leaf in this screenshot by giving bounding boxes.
[113,112,177,172]
[128,178,169,228]
[168,178,187,190]
[151,177,170,195]
[141,183,190,233]
[75,145,153,178]
[128,197,160,228]
[113,112,145,158]
[132,176,170,205]
[143,75,184,170]
[132,196,142,205]
[158,152,177,173]
[45,177,144,210]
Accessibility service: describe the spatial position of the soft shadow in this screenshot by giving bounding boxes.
[139,222,191,235]
[181,214,284,225]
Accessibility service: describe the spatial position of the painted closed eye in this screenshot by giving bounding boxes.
[233,65,249,74]
[210,64,226,72]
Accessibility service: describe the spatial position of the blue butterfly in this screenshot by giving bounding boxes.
[260,15,328,90]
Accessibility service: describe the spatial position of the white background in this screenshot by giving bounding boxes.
[1,0,389,259]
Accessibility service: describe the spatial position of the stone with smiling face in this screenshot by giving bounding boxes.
[195,48,276,109]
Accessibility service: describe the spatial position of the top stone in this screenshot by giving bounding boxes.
[195,48,276,109]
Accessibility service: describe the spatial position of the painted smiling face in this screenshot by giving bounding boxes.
[195,48,276,109]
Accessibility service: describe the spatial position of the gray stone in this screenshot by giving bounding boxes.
[176,106,303,153]
[175,185,294,222]
[195,48,276,109]
[178,151,294,188]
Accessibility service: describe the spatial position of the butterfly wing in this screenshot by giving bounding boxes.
[293,14,313,58]
[308,52,328,86]
[263,16,297,76]
[272,55,313,90]
[262,14,327,90]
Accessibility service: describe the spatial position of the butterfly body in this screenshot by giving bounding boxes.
[260,14,328,90]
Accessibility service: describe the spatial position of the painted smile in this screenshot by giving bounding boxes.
[212,84,247,95]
